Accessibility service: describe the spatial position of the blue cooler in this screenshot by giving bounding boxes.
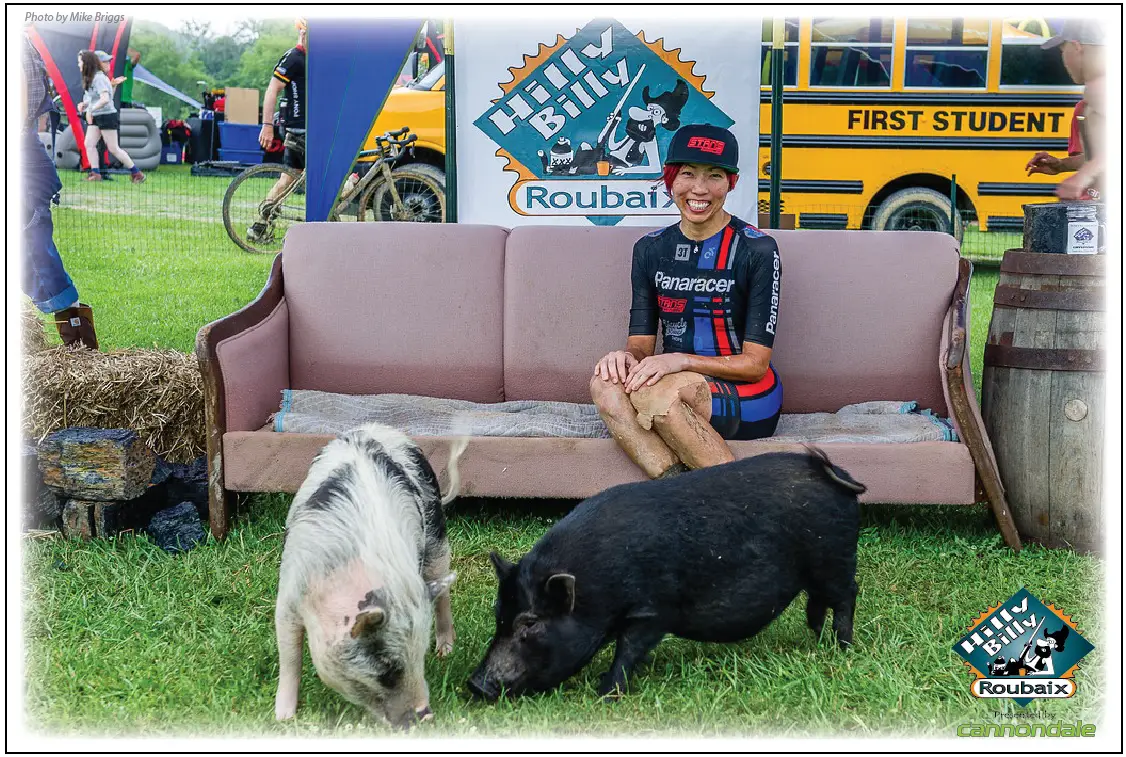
[218,122,262,151]
[160,144,182,164]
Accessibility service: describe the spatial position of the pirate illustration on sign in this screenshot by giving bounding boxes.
[1021,623,1069,676]
[988,622,1070,676]
[537,72,690,177]
[607,77,688,174]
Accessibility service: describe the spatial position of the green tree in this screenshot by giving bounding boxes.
[129,21,209,119]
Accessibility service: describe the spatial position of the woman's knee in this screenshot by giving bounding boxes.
[628,375,696,418]
[591,376,640,424]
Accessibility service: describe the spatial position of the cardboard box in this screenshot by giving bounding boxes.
[757,213,796,230]
[223,87,260,125]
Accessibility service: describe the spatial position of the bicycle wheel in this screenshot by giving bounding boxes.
[222,164,306,254]
[359,163,445,223]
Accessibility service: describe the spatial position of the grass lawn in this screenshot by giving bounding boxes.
[21,179,1104,741]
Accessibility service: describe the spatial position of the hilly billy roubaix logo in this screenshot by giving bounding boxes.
[953,588,1094,707]
[473,18,734,226]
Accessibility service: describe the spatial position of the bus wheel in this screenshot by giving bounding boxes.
[872,187,964,242]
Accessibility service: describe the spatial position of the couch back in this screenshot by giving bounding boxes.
[504,226,958,415]
[281,223,958,415]
[282,223,508,403]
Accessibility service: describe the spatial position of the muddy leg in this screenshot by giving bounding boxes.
[591,374,679,478]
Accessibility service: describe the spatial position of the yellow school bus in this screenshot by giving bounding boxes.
[758,17,1082,236]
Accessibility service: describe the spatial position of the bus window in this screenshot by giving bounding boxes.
[809,18,893,86]
[905,19,990,88]
[1000,18,1077,86]
[760,18,799,86]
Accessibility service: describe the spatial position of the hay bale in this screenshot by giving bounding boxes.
[22,347,205,463]
[22,300,50,354]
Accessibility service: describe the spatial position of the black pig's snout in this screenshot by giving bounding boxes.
[467,672,500,701]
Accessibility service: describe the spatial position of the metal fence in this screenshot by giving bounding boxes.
[51,162,1017,264]
[50,162,233,256]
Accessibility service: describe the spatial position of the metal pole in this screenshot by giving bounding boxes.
[443,19,457,223]
[949,174,957,236]
[768,19,784,229]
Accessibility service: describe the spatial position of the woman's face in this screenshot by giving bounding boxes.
[671,162,736,226]
[77,55,83,72]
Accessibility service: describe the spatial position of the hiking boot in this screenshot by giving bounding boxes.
[54,303,99,350]
[131,171,147,184]
[84,171,103,182]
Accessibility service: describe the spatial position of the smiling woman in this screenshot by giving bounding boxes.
[591,123,786,480]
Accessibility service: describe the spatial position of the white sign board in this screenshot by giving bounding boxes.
[455,16,761,226]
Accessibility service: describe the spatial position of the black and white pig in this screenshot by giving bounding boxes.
[274,423,466,727]
[467,447,865,701]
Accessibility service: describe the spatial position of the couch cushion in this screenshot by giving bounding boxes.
[282,222,508,402]
[503,226,958,414]
[223,432,975,505]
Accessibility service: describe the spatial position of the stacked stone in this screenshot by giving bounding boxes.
[32,428,208,552]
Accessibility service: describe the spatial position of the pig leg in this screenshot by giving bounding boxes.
[828,579,858,648]
[806,592,829,640]
[274,601,305,720]
[423,543,456,657]
[597,622,665,699]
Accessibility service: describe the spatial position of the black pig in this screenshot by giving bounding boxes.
[467,447,864,701]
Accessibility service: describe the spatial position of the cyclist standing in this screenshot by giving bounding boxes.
[249,18,307,244]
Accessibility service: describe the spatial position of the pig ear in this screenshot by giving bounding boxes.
[426,571,457,602]
[544,573,576,615]
[489,551,516,580]
[350,607,386,638]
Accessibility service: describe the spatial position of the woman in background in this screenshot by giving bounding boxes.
[76,49,145,183]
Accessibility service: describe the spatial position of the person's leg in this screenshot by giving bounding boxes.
[83,125,102,176]
[630,372,735,470]
[264,170,296,207]
[101,129,135,169]
[590,374,680,479]
[22,132,97,348]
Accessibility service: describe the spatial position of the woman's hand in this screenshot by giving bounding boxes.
[624,353,689,393]
[594,350,638,385]
[77,102,86,113]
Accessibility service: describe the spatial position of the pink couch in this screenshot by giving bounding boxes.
[196,222,1019,549]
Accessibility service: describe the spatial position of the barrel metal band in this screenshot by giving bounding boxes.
[984,345,1104,371]
[993,285,1105,311]
[1001,250,1106,276]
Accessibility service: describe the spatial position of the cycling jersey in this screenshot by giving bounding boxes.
[628,216,783,440]
[273,45,306,129]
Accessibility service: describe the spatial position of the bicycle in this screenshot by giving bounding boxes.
[221,127,445,255]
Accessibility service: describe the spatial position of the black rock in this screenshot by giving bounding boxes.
[147,501,206,554]
[166,456,209,519]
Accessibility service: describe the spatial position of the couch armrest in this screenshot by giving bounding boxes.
[940,257,1021,551]
[194,253,289,539]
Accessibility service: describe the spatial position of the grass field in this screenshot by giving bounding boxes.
[21,169,1104,741]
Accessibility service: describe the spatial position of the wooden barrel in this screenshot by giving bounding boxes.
[980,250,1105,554]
